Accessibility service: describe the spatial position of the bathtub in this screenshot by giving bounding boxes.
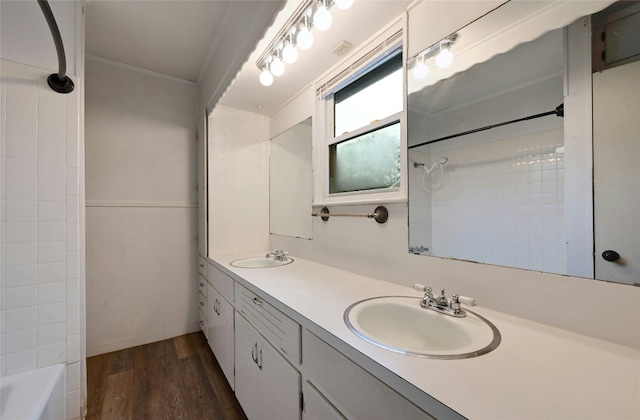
[0,364,66,420]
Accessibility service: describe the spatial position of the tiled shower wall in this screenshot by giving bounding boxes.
[1,60,82,419]
[421,129,567,274]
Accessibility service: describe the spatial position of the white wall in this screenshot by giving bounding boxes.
[84,58,199,356]
[1,2,84,418]
[208,106,270,255]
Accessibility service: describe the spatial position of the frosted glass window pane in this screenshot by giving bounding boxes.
[334,54,403,136]
[329,122,401,193]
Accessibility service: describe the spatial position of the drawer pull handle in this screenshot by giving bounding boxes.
[199,301,205,307]
[199,263,204,268]
[251,342,258,364]
[199,282,204,287]
[252,297,263,306]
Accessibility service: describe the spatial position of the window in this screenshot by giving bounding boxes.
[314,25,406,205]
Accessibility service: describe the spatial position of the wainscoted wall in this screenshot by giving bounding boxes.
[85,58,199,356]
[0,60,83,418]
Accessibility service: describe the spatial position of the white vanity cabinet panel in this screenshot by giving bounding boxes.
[303,330,434,420]
[235,283,301,365]
[209,263,234,302]
[198,308,208,339]
[302,380,345,420]
[207,284,235,389]
[198,274,208,300]
[235,313,301,420]
[198,256,208,278]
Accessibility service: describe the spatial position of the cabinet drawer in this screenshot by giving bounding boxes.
[209,264,234,302]
[198,293,207,316]
[235,283,301,365]
[198,274,208,299]
[199,308,208,338]
[303,330,434,419]
[198,256,207,278]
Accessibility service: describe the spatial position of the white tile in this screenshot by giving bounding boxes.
[38,282,66,305]
[38,302,66,325]
[5,114,37,139]
[66,166,79,195]
[66,195,78,223]
[67,361,81,391]
[66,251,79,279]
[38,262,66,284]
[6,134,37,158]
[38,201,66,222]
[37,342,66,367]
[38,180,66,201]
[4,285,37,310]
[6,90,37,117]
[66,131,79,167]
[38,322,66,346]
[66,334,79,363]
[67,389,81,420]
[5,222,37,244]
[38,140,67,162]
[0,333,5,354]
[66,277,79,307]
[39,116,67,144]
[38,221,67,242]
[66,223,79,251]
[5,307,37,332]
[66,306,79,335]
[5,265,37,287]
[6,157,37,179]
[5,327,37,353]
[5,349,37,375]
[39,95,67,121]
[5,201,37,222]
[0,355,4,377]
[38,242,66,263]
[38,160,66,181]
[6,243,37,265]
[5,178,37,200]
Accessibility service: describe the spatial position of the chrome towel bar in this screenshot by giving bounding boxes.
[311,206,388,224]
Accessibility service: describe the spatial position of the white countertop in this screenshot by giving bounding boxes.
[211,252,640,419]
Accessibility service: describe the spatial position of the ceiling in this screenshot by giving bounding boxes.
[85,0,411,115]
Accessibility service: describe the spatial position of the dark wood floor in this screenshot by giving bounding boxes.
[86,332,246,420]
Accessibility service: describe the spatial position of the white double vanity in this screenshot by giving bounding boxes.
[196,254,638,419]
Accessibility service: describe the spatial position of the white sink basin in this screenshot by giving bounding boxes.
[344,296,500,359]
[230,256,294,268]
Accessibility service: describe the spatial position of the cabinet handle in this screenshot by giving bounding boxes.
[257,347,263,370]
[199,301,205,307]
[251,342,258,364]
[199,264,204,268]
[252,297,263,306]
[199,282,204,287]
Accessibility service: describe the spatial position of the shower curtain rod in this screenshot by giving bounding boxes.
[37,0,75,94]
[409,103,564,150]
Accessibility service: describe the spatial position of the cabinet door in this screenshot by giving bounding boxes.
[213,295,235,389]
[302,380,344,420]
[235,313,301,420]
[235,314,264,420]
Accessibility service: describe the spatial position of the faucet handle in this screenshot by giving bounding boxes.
[412,284,432,296]
[458,295,477,307]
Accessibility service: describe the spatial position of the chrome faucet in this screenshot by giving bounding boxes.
[266,249,288,262]
[412,284,476,318]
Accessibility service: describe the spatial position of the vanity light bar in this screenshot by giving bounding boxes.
[411,33,460,79]
[256,0,353,86]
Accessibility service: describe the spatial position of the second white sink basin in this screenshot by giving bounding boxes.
[230,256,294,268]
[344,296,500,359]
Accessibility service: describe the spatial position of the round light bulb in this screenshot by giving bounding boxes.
[313,5,332,32]
[259,68,273,86]
[436,48,453,68]
[282,43,298,64]
[297,26,314,50]
[270,56,285,76]
[334,0,353,10]
[413,59,428,79]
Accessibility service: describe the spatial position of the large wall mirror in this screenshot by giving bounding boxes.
[407,1,639,285]
[270,117,313,239]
